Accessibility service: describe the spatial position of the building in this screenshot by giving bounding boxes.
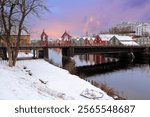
[83,36,94,46]
[93,35,103,45]
[98,34,115,45]
[0,35,30,46]
[112,22,150,36]
[108,35,139,46]
[134,37,150,46]
[11,35,30,46]
[116,22,139,32]
[137,23,150,36]
[0,34,30,53]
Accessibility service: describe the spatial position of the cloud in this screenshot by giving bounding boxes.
[31,0,150,38]
[82,16,101,34]
[124,0,150,8]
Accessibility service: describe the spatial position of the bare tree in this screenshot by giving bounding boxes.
[0,0,48,67]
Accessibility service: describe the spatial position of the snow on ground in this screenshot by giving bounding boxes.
[17,52,33,58]
[0,55,113,100]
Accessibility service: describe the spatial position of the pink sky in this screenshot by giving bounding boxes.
[31,0,150,39]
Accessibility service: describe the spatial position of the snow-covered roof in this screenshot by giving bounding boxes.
[120,41,139,46]
[114,35,134,41]
[113,35,139,46]
[57,38,62,40]
[99,34,115,41]
[81,36,95,40]
[99,34,135,42]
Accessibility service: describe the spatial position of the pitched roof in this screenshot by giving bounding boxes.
[61,31,71,39]
[114,35,133,41]
[98,34,115,41]
[41,30,48,38]
[120,41,139,46]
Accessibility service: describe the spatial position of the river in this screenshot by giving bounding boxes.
[48,48,150,100]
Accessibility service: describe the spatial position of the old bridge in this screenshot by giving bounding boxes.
[0,44,150,60]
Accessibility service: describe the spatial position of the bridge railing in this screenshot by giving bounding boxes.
[1,42,148,48]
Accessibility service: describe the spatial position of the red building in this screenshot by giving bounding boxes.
[93,35,107,45]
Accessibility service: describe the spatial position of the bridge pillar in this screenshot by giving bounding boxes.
[33,49,36,59]
[0,47,7,60]
[44,47,49,60]
[143,47,150,56]
[33,48,48,60]
[33,49,40,59]
[128,52,135,59]
[62,56,76,74]
[62,47,74,57]
[3,48,7,60]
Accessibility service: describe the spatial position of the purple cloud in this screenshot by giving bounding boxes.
[125,0,150,8]
[32,0,150,38]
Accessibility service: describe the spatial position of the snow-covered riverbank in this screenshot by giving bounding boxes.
[0,59,113,100]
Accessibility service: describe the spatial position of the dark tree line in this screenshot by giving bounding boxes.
[109,26,135,35]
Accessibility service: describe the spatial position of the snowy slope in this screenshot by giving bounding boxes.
[0,59,113,100]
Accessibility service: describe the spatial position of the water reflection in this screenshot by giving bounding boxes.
[48,48,150,100]
[87,65,150,100]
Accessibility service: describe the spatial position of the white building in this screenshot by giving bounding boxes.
[134,37,150,46]
[116,22,139,32]
[114,22,150,36]
[136,23,150,36]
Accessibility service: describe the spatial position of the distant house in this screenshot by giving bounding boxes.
[78,37,85,46]
[84,38,91,45]
[108,36,121,45]
[83,37,93,46]
[133,37,150,46]
[98,34,115,45]
[88,37,94,45]
[0,34,30,53]
[0,29,30,46]
[93,34,114,45]
[93,35,102,45]
[0,35,30,46]
[93,35,107,45]
[108,35,139,46]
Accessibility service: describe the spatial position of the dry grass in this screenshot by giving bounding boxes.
[86,79,126,100]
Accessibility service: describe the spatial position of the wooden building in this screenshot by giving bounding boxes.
[108,35,139,46]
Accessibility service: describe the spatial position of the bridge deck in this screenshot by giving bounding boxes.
[0,44,150,57]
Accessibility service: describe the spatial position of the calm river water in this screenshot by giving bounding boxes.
[48,48,150,100]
